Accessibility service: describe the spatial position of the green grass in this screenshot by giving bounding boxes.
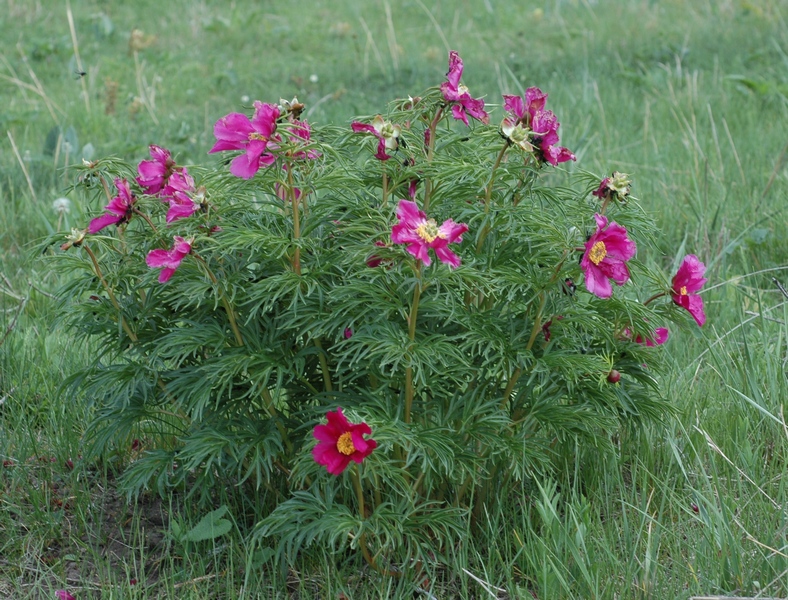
[2,0,788,597]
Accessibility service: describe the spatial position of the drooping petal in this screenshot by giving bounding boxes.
[145,248,172,269]
[88,213,121,234]
[451,103,469,126]
[432,243,461,268]
[584,263,613,298]
[445,50,463,91]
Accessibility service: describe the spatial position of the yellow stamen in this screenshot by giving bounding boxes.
[680,285,688,296]
[415,219,443,243]
[588,241,607,265]
[249,132,268,141]
[336,432,355,455]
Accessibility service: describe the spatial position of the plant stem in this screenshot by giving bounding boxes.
[351,465,399,577]
[501,292,545,411]
[484,142,509,213]
[422,105,444,212]
[192,253,244,347]
[643,291,667,306]
[314,339,333,392]
[288,165,301,276]
[83,243,137,342]
[132,208,158,233]
[382,170,388,208]
[404,268,422,424]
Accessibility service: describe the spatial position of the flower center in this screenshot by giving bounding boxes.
[248,132,268,142]
[458,83,470,95]
[380,122,397,139]
[509,123,530,144]
[336,432,355,455]
[680,285,688,296]
[588,241,607,265]
[415,219,442,243]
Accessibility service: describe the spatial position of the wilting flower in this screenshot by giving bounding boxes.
[284,119,320,160]
[636,327,669,347]
[440,51,489,126]
[136,145,180,195]
[501,88,575,165]
[313,408,377,475]
[366,240,390,268]
[351,115,401,160]
[580,213,636,299]
[542,315,564,342]
[592,171,631,202]
[391,200,468,268]
[624,325,669,347]
[146,236,192,283]
[279,96,305,120]
[60,228,87,251]
[88,178,136,233]
[209,101,280,179]
[161,169,204,223]
[671,254,707,326]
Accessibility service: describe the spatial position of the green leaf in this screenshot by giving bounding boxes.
[180,505,233,542]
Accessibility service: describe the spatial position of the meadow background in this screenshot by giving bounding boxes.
[1,0,787,598]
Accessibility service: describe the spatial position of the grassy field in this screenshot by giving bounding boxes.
[2,0,788,598]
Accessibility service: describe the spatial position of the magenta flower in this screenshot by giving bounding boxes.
[351,115,401,161]
[162,169,203,223]
[391,200,468,268]
[146,236,192,283]
[209,101,280,179]
[55,592,76,600]
[580,213,636,298]
[286,119,320,160]
[671,254,707,326]
[440,51,489,126]
[625,325,669,347]
[636,327,669,347]
[501,87,575,165]
[313,408,377,476]
[136,144,179,195]
[88,178,136,233]
[344,327,353,339]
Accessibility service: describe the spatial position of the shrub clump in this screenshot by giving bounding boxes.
[52,51,706,574]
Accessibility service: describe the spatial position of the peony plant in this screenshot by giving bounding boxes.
[52,51,706,579]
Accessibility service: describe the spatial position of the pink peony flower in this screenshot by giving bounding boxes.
[671,254,707,326]
[55,592,76,600]
[440,51,489,126]
[162,169,203,223]
[391,200,468,268]
[313,408,377,475]
[580,213,636,298]
[88,178,136,233]
[501,88,575,165]
[366,240,389,268]
[136,144,180,195]
[285,119,320,160]
[209,101,280,179]
[146,236,192,283]
[634,327,669,347]
[351,115,401,161]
